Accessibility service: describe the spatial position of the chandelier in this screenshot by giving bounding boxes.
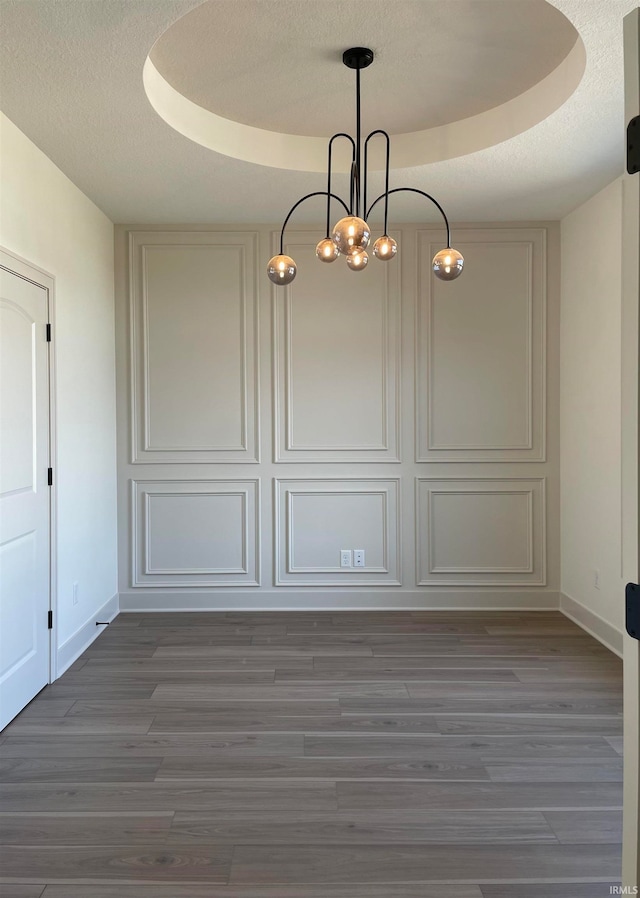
[267,47,464,286]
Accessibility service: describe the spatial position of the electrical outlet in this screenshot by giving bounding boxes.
[340,549,352,568]
[72,582,79,605]
[353,549,365,567]
[594,569,600,590]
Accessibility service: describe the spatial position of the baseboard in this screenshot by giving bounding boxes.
[55,593,120,677]
[559,592,623,658]
[119,589,559,613]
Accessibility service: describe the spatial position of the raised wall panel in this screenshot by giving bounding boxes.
[416,477,546,586]
[131,480,259,587]
[273,231,400,462]
[130,231,259,463]
[416,229,546,462]
[275,479,400,585]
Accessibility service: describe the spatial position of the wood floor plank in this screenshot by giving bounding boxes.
[0,782,338,813]
[156,755,490,781]
[304,734,620,759]
[543,809,623,843]
[229,843,621,883]
[153,646,375,657]
[0,845,232,882]
[434,714,623,735]
[337,780,623,810]
[275,669,521,682]
[0,758,163,784]
[2,717,155,736]
[339,694,622,717]
[58,670,276,685]
[407,682,622,700]
[0,813,173,845]
[168,809,553,844]
[35,685,157,701]
[64,700,340,718]
[0,886,45,897]
[486,760,623,782]
[10,701,75,719]
[480,886,621,898]
[605,735,624,755]
[339,696,623,714]
[38,885,483,897]
[82,657,314,671]
[150,684,410,701]
[149,714,440,734]
[0,734,304,759]
[0,882,45,898]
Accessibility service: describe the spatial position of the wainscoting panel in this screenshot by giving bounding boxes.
[131,479,260,587]
[275,479,401,585]
[416,229,546,462]
[416,477,546,586]
[129,231,259,463]
[116,223,559,608]
[273,230,401,462]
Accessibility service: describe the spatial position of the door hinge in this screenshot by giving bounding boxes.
[626,582,640,640]
[628,115,640,174]
[47,467,53,486]
[47,610,53,630]
[46,323,52,342]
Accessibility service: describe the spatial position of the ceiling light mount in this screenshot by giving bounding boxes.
[267,47,464,286]
[342,46,375,70]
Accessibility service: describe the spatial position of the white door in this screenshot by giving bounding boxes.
[0,257,51,731]
[622,7,640,890]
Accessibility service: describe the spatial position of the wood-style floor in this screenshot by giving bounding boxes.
[0,610,624,897]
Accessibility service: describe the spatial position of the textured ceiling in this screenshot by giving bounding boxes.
[150,0,578,135]
[0,0,635,225]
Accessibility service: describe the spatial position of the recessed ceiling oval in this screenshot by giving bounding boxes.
[144,0,586,172]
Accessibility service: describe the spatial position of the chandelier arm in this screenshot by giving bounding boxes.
[366,187,452,248]
[363,130,391,235]
[279,191,351,255]
[327,134,356,234]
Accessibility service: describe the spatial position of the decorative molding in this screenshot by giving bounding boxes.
[119,589,559,612]
[427,489,534,574]
[286,490,390,574]
[274,477,401,586]
[415,477,546,586]
[559,592,623,658]
[129,230,260,464]
[131,479,260,587]
[56,593,119,677]
[415,228,547,463]
[272,231,401,462]
[142,490,248,575]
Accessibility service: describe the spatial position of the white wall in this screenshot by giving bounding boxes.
[115,222,560,610]
[560,177,625,653]
[0,112,118,665]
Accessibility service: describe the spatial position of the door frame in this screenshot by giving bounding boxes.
[622,7,640,889]
[0,245,58,684]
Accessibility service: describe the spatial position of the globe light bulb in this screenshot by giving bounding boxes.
[267,254,297,285]
[432,247,464,281]
[315,237,339,263]
[373,235,398,261]
[332,216,371,256]
[346,249,369,271]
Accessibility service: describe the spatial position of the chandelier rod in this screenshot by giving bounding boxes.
[355,64,362,217]
[363,129,390,237]
[279,190,351,256]
[326,133,356,237]
[366,186,452,249]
